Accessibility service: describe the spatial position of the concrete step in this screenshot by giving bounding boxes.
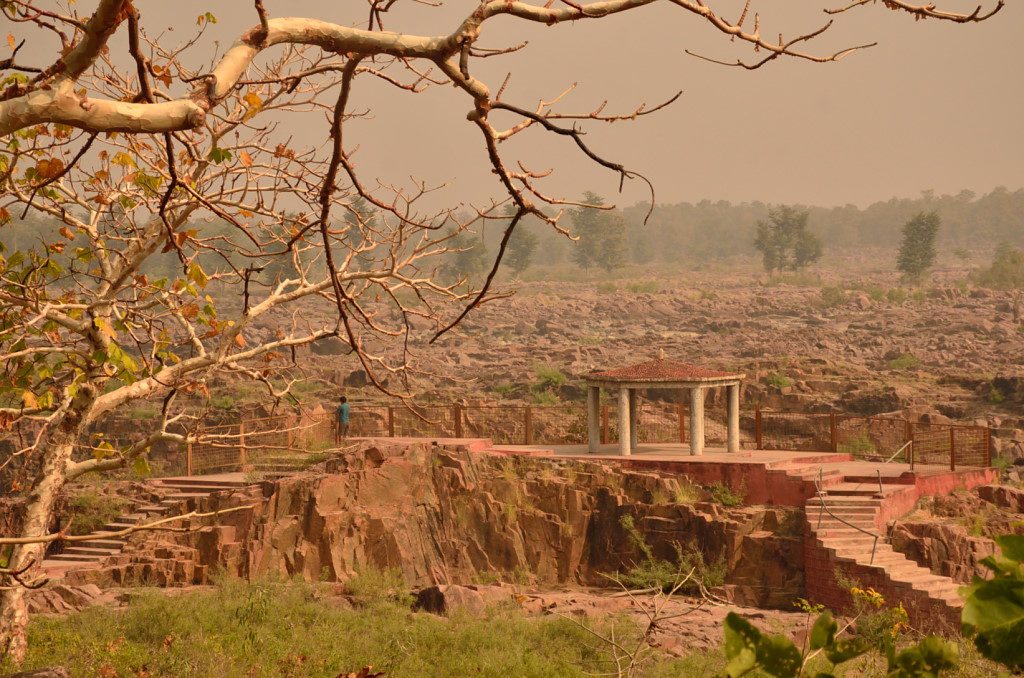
[806,499,880,510]
[100,522,137,532]
[115,513,148,525]
[136,504,166,515]
[46,553,101,563]
[78,538,127,549]
[807,496,882,506]
[41,558,92,570]
[62,546,121,557]
[809,518,877,529]
[164,492,216,500]
[155,477,249,489]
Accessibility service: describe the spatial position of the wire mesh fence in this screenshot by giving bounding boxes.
[45,398,989,479]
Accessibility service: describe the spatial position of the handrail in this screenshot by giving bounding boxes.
[883,440,913,464]
[814,469,883,565]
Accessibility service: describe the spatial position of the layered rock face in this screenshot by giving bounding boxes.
[888,522,995,583]
[887,484,1024,583]
[74,443,804,608]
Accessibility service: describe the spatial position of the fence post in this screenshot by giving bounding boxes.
[238,420,247,468]
[949,427,956,471]
[986,427,992,468]
[754,407,763,450]
[677,402,686,444]
[829,413,838,452]
[454,404,463,438]
[387,406,395,437]
[524,406,534,445]
[186,441,193,476]
[601,405,609,445]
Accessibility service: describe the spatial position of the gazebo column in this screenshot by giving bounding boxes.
[587,385,601,454]
[727,382,740,453]
[628,389,639,452]
[689,386,705,456]
[618,387,631,456]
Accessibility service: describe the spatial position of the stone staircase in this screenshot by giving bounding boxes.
[42,475,251,572]
[805,480,963,629]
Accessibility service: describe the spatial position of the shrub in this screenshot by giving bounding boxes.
[596,281,617,294]
[886,287,909,304]
[626,281,660,294]
[706,482,744,507]
[616,516,725,594]
[838,432,877,456]
[819,286,847,308]
[533,364,567,390]
[765,372,793,389]
[530,390,559,406]
[974,243,1024,290]
[64,491,131,535]
[888,353,921,370]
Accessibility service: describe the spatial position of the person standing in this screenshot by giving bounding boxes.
[335,396,351,442]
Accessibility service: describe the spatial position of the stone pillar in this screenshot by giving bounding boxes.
[689,386,705,456]
[587,385,601,454]
[727,382,740,453]
[628,389,639,452]
[618,387,631,457]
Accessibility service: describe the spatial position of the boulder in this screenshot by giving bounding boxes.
[414,585,487,616]
[310,336,349,356]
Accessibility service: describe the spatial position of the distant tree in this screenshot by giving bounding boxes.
[974,243,1024,290]
[505,228,539,277]
[896,211,941,281]
[571,192,627,273]
[439,229,489,283]
[753,206,823,274]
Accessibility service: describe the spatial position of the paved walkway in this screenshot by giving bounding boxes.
[490,443,959,478]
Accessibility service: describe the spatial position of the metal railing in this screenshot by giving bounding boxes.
[814,470,882,564]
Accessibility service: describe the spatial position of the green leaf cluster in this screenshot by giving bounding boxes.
[962,534,1024,669]
[721,609,958,678]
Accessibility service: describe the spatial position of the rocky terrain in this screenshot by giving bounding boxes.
[64,442,804,609]
[211,265,1024,455]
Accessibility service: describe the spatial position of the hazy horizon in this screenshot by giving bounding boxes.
[13,1,1023,212]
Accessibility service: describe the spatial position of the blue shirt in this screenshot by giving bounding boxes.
[337,402,350,424]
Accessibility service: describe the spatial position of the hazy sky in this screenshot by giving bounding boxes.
[12,0,1024,210]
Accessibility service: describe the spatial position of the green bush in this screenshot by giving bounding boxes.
[626,281,660,294]
[533,364,567,390]
[765,372,793,389]
[706,482,744,507]
[64,491,131,535]
[974,243,1024,290]
[888,353,921,370]
[616,516,725,594]
[596,281,617,294]
[837,432,877,456]
[819,286,847,308]
[531,390,559,406]
[886,287,909,304]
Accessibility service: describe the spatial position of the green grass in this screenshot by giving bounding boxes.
[2,577,664,678]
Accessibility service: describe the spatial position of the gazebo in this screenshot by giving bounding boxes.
[585,356,745,456]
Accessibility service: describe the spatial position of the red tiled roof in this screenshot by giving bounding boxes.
[588,358,743,383]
